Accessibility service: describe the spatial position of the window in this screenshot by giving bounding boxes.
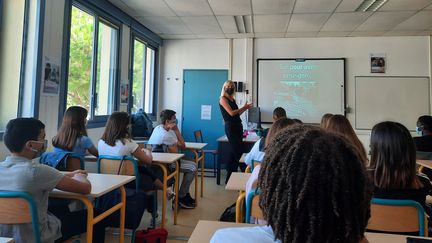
[0,0,26,130]
[66,5,118,120]
[131,37,156,114]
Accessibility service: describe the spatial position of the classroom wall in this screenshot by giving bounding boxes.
[160,36,432,151]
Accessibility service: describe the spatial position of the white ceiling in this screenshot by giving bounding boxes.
[109,0,432,39]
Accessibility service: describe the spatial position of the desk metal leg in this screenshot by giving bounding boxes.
[155,162,179,227]
[217,158,221,185]
[200,149,204,197]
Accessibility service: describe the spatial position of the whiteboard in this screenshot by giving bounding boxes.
[257,59,345,123]
[355,76,430,130]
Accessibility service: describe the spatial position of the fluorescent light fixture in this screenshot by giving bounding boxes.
[355,0,388,11]
[234,15,253,33]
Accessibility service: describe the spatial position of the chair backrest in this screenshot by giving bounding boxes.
[0,191,41,243]
[65,154,85,171]
[97,155,140,191]
[194,130,204,143]
[245,188,264,223]
[368,198,428,236]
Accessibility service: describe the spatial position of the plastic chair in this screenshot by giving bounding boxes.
[245,188,264,223]
[194,130,217,177]
[245,165,252,173]
[0,191,41,243]
[97,155,157,242]
[368,198,428,236]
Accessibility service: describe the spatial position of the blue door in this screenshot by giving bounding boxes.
[182,70,228,168]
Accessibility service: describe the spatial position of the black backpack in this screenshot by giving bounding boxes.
[131,109,154,138]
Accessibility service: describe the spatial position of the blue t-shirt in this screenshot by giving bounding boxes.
[54,136,94,157]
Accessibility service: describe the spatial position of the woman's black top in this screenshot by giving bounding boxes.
[220,96,242,124]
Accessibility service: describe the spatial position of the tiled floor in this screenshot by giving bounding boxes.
[102,172,238,243]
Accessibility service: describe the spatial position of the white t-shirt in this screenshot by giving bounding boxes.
[147,125,178,146]
[210,226,280,243]
[98,139,139,157]
[244,139,265,167]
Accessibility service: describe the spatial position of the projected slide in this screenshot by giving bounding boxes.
[257,59,345,123]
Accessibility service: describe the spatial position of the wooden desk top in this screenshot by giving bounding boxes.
[217,135,259,143]
[239,153,248,163]
[185,142,208,150]
[151,152,184,164]
[188,220,429,243]
[417,159,432,169]
[225,172,251,191]
[51,173,135,198]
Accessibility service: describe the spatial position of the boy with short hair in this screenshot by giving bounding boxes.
[148,109,197,209]
[0,118,107,243]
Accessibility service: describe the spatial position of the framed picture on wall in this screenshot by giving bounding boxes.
[370,53,386,73]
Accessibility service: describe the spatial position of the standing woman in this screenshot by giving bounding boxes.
[219,80,252,183]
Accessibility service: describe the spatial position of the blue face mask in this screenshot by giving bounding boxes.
[416,126,423,136]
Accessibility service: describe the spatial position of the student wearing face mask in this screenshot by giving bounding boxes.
[219,80,253,183]
[148,109,197,209]
[0,118,110,242]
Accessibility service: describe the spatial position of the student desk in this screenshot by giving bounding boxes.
[225,172,251,223]
[188,220,431,243]
[417,159,432,170]
[225,172,251,191]
[50,173,135,243]
[184,142,208,204]
[151,152,184,228]
[239,153,247,163]
[0,238,14,243]
[216,136,259,185]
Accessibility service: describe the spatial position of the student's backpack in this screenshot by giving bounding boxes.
[131,109,154,138]
[219,202,237,222]
[135,228,168,243]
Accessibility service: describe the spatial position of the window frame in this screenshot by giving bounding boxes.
[129,32,159,119]
[0,0,40,137]
[61,1,122,127]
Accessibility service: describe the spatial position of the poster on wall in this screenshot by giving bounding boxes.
[370,53,386,73]
[120,82,129,104]
[42,58,60,95]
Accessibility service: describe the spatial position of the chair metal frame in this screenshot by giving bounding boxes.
[97,155,157,241]
[245,188,263,223]
[194,130,217,177]
[369,197,427,236]
[0,191,41,243]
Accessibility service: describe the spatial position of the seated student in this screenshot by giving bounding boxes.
[326,114,368,165]
[414,115,432,152]
[42,106,98,170]
[245,107,287,167]
[211,125,371,243]
[245,117,295,224]
[370,121,432,211]
[147,109,197,209]
[0,118,108,243]
[53,106,98,157]
[320,113,333,128]
[98,112,175,199]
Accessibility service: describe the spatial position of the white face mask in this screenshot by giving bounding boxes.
[30,140,47,159]
[416,126,423,136]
